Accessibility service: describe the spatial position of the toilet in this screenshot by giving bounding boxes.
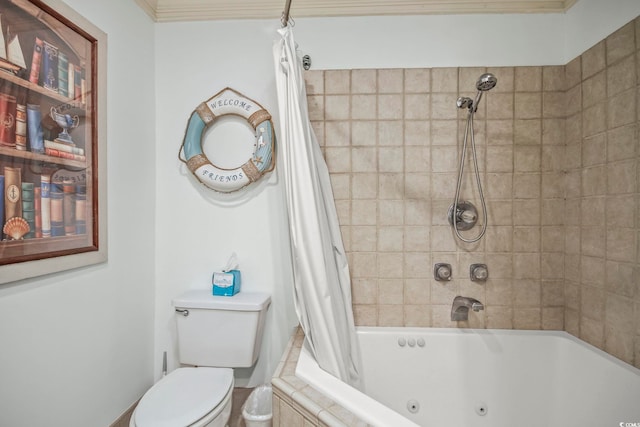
[130,289,271,427]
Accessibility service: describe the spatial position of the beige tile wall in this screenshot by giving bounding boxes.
[564,18,640,368]
[304,16,640,369]
[306,65,566,331]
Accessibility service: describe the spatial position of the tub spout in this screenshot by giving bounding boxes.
[451,296,484,321]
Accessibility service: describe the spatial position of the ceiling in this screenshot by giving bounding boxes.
[134,0,578,23]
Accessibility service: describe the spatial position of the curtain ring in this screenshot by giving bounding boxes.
[281,13,295,27]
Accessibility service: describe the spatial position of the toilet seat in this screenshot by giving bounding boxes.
[133,367,234,427]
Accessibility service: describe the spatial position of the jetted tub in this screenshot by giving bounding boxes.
[295,327,640,427]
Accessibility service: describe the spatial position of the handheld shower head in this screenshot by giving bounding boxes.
[471,73,498,112]
[476,73,497,91]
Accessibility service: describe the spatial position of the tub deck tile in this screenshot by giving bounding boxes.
[272,377,299,402]
[272,330,362,427]
[290,388,325,421]
[298,384,336,410]
[317,409,349,427]
[322,404,370,427]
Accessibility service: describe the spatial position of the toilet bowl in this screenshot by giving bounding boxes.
[130,290,271,427]
[130,367,233,427]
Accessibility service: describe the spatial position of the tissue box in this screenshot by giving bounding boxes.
[212,270,241,296]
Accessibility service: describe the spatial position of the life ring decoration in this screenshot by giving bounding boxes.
[179,87,276,193]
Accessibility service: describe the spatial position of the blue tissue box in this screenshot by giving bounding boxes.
[212,270,241,296]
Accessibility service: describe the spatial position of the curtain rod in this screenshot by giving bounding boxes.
[280,0,312,70]
[281,0,293,27]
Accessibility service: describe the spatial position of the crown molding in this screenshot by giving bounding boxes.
[134,0,159,20]
[135,0,578,23]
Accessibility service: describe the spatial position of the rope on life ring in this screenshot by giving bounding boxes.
[178,87,276,193]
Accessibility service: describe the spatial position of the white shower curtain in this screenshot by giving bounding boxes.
[273,26,361,387]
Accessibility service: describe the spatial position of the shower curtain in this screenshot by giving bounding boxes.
[273,26,361,387]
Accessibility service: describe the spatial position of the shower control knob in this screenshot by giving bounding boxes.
[448,201,479,231]
[434,263,452,281]
[398,337,406,347]
[436,266,451,280]
[460,210,477,223]
[470,264,489,282]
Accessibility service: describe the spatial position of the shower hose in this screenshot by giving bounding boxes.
[452,107,487,243]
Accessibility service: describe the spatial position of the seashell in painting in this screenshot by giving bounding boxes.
[3,217,30,240]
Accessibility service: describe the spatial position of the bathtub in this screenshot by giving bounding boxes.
[295,327,640,427]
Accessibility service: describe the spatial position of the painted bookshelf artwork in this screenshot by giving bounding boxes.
[0,91,16,147]
[28,36,42,83]
[15,102,26,150]
[0,20,25,75]
[0,14,6,60]
[6,29,26,70]
[41,39,57,92]
[2,168,88,240]
[57,50,68,97]
[40,173,51,238]
[0,0,105,279]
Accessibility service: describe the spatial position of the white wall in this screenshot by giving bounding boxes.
[564,0,640,61]
[154,19,299,387]
[0,0,156,426]
[292,13,567,69]
[289,0,640,70]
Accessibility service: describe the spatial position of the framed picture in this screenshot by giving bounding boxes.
[0,0,107,284]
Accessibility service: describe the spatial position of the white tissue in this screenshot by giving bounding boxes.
[222,252,239,272]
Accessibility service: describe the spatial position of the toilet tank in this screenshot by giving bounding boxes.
[173,290,271,368]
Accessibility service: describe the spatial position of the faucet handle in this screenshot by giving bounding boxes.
[434,263,452,281]
[470,264,488,282]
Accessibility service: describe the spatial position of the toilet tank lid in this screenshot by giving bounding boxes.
[173,289,271,311]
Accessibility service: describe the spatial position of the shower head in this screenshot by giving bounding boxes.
[476,73,497,92]
[470,73,497,113]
